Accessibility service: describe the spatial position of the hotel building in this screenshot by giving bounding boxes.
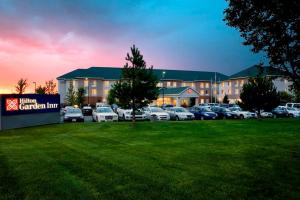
[57,66,291,106]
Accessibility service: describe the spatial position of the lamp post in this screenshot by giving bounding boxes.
[33,82,36,94]
[85,78,89,105]
[162,71,166,106]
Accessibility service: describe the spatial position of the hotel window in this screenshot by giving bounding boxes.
[222,82,225,87]
[91,89,97,96]
[104,89,109,96]
[228,82,232,87]
[173,82,177,87]
[200,99,205,104]
[191,82,195,88]
[200,82,204,88]
[228,89,232,95]
[205,90,208,95]
[167,81,171,87]
[235,80,239,87]
[200,90,205,95]
[235,89,239,94]
[205,83,209,88]
[84,79,88,87]
[240,80,244,86]
[92,80,97,87]
[221,90,224,95]
[104,81,109,87]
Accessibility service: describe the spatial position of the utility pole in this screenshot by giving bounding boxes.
[162,71,166,106]
[85,78,89,105]
[33,82,36,94]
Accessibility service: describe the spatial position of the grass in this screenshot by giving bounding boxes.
[0,119,300,200]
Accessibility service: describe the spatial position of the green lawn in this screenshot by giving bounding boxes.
[0,119,300,200]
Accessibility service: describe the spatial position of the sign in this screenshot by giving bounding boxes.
[1,94,60,116]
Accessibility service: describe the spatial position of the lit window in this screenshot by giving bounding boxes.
[84,79,88,87]
[91,89,97,96]
[228,89,232,95]
[173,82,177,87]
[235,89,239,94]
[191,83,195,88]
[157,82,163,87]
[104,89,109,96]
[205,83,209,88]
[92,80,97,87]
[200,90,205,95]
[222,82,225,87]
[228,82,232,87]
[167,82,171,87]
[200,82,204,88]
[104,81,109,87]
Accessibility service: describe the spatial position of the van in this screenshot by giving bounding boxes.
[286,103,300,109]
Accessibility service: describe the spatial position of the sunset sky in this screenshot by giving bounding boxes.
[0,0,264,93]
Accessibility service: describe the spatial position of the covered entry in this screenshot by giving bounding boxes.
[156,87,199,107]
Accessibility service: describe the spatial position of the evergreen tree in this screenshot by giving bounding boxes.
[35,85,46,94]
[109,45,159,122]
[223,94,229,104]
[65,83,76,106]
[76,87,85,108]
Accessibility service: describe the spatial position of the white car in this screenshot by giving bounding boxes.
[260,111,274,118]
[286,107,300,117]
[166,107,194,120]
[64,108,84,122]
[229,107,256,119]
[117,108,147,121]
[92,107,118,122]
[142,107,170,121]
[96,102,110,108]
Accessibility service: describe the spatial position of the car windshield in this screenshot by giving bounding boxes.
[287,107,297,111]
[67,109,81,113]
[201,107,212,112]
[150,107,164,112]
[174,108,187,112]
[96,107,113,113]
[294,104,300,109]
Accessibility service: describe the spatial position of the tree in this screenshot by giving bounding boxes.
[45,80,57,94]
[65,83,76,106]
[76,87,85,108]
[224,0,300,94]
[15,78,28,94]
[35,85,46,94]
[109,45,159,122]
[278,91,294,105]
[223,94,229,104]
[239,68,280,116]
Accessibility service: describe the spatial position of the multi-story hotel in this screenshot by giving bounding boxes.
[57,66,292,106]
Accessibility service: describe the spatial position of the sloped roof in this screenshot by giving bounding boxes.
[57,66,229,82]
[159,87,189,95]
[230,66,285,79]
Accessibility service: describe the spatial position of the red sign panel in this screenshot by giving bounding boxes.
[5,98,19,111]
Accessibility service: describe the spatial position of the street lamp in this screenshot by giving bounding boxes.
[85,78,89,105]
[33,82,36,94]
[162,71,166,106]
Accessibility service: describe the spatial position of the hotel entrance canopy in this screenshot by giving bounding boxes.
[158,87,199,106]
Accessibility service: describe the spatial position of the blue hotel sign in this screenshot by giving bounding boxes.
[1,94,60,116]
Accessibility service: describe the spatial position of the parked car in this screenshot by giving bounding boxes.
[229,107,256,119]
[260,111,274,118]
[272,106,290,118]
[82,106,93,116]
[117,108,147,121]
[211,106,239,119]
[161,104,174,110]
[63,106,74,114]
[189,106,217,120]
[286,107,300,117]
[96,102,110,108]
[64,108,84,122]
[286,103,300,110]
[92,107,118,122]
[165,107,194,120]
[142,107,170,121]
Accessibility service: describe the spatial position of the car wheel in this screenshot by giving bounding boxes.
[200,116,204,120]
[123,114,126,121]
[240,115,244,119]
[176,116,179,121]
[150,115,158,121]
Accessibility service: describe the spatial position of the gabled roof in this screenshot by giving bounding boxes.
[230,66,285,79]
[159,87,199,96]
[57,66,229,82]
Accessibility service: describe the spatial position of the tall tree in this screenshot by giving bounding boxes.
[45,80,57,94]
[76,87,85,108]
[65,83,76,106]
[15,78,28,94]
[224,0,300,93]
[239,67,280,116]
[35,85,46,94]
[109,45,159,122]
[223,94,229,104]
